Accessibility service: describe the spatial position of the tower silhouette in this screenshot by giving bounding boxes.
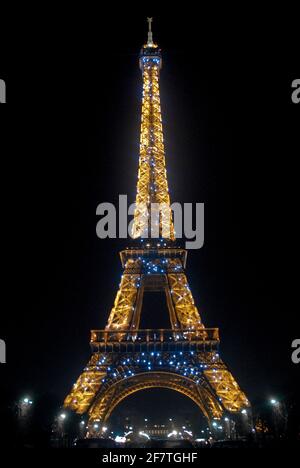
[64,19,250,435]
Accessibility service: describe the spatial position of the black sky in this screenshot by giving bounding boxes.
[0,8,299,421]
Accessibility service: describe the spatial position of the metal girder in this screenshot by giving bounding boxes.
[87,371,223,429]
[167,271,203,328]
[132,63,174,240]
[105,270,141,332]
[204,366,250,412]
[64,349,249,427]
[63,353,108,414]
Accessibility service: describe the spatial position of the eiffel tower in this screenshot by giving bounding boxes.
[64,19,250,435]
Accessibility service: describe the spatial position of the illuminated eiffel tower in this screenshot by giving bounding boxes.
[64,19,250,435]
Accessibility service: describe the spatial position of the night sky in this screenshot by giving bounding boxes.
[0,8,299,424]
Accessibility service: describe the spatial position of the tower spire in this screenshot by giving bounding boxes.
[147,17,153,46]
[132,19,175,240]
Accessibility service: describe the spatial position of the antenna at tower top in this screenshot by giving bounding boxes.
[147,17,153,46]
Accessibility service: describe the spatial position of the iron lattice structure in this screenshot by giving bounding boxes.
[64,20,250,434]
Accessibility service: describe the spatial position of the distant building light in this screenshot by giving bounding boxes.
[167,430,178,438]
[139,431,150,439]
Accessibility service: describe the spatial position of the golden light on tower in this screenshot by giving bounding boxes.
[132,17,175,240]
[63,19,250,434]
